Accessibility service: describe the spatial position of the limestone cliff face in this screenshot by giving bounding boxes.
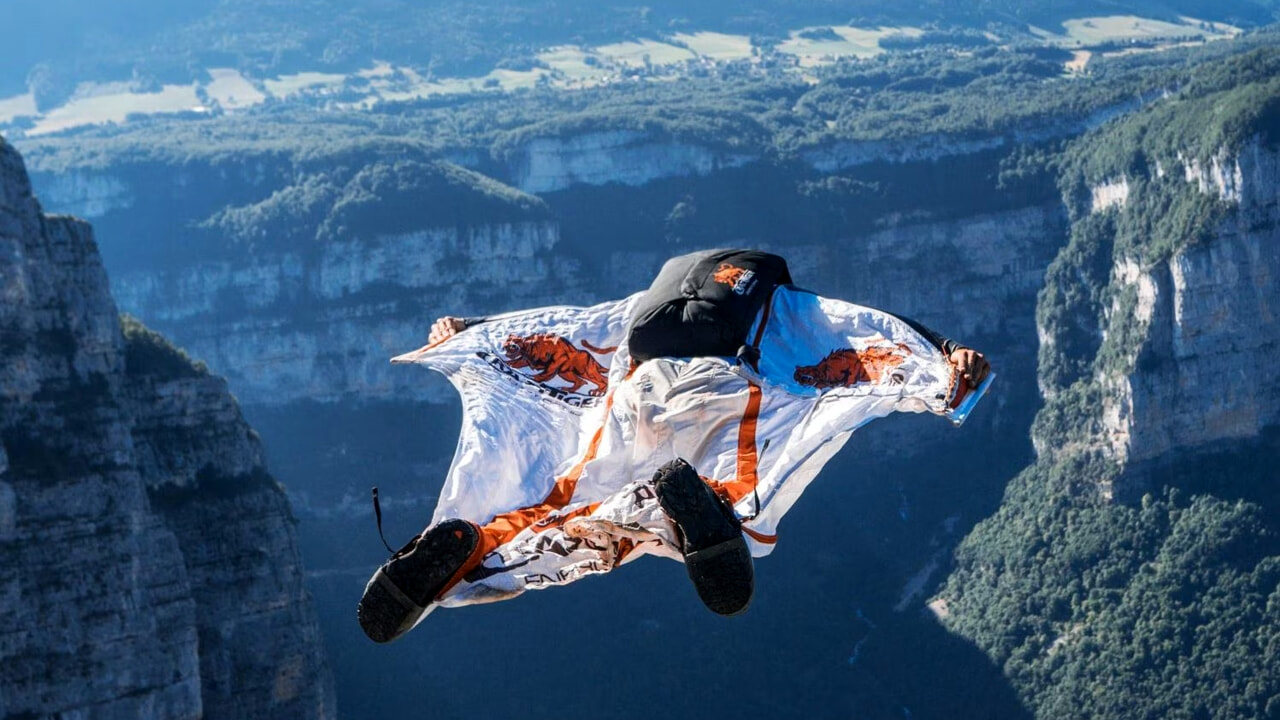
[804,94,1158,173]
[936,79,1280,719]
[488,94,1153,192]
[31,159,280,222]
[0,137,335,718]
[503,130,759,193]
[110,220,562,405]
[126,327,336,720]
[1099,138,1280,467]
[805,134,1009,171]
[39,170,137,218]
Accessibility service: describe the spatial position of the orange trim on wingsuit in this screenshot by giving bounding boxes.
[714,382,762,504]
[437,371,632,595]
[479,388,617,547]
[441,358,782,597]
[728,286,779,543]
[708,379,779,545]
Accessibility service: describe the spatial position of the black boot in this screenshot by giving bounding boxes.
[357,518,479,643]
[653,458,754,616]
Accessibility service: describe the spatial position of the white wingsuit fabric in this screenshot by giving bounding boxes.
[391,286,967,608]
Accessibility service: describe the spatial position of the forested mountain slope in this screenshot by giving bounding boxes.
[941,54,1280,719]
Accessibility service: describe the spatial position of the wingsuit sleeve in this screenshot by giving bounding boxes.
[464,309,961,354]
[882,311,960,357]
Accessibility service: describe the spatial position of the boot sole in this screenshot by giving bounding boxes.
[357,518,479,643]
[655,460,754,616]
[684,536,754,616]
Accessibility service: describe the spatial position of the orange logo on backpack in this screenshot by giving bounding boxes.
[794,344,911,389]
[712,263,757,296]
[713,263,747,286]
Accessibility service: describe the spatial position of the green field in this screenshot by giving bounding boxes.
[204,69,266,111]
[538,46,605,85]
[776,25,922,65]
[672,32,754,60]
[30,83,201,136]
[1035,15,1239,45]
[595,39,696,67]
[0,14,1257,138]
[263,71,348,99]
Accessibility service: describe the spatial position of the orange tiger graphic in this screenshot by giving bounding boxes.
[502,333,615,396]
[712,263,747,286]
[794,344,911,389]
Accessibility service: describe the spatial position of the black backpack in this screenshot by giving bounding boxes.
[627,249,792,363]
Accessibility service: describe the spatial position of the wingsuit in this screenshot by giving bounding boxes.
[357,248,991,643]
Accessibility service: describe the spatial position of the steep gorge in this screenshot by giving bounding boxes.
[13,40,1280,720]
[23,125,1058,720]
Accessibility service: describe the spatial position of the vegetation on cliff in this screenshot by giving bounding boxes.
[12,35,1276,270]
[1038,49,1280,397]
[945,453,1280,719]
[121,313,209,379]
[941,51,1280,720]
[205,158,548,246]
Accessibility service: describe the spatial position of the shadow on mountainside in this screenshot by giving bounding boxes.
[1124,425,1280,528]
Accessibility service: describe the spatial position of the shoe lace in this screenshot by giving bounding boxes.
[371,486,395,554]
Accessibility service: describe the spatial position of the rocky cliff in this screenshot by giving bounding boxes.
[938,70,1280,719]
[505,130,760,193]
[110,220,562,405]
[0,136,335,718]
[1101,138,1280,468]
[41,133,1058,410]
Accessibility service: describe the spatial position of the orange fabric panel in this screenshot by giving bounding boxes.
[715,381,762,505]
[478,388,617,549]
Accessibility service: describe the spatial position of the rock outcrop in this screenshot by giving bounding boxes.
[103,198,1060,408]
[504,130,759,193]
[110,220,562,405]
[1103,138,1280,466]
[0,136,335,718]
[937,70,1280,720]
